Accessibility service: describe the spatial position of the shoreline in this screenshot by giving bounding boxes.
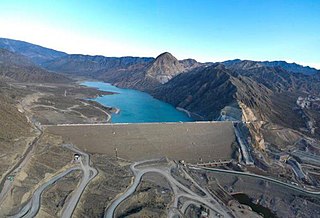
[176,107,204,121]
[79,81,119,122]
[114,107,120,114]
[176,107,192,118]
[82,81,197,123]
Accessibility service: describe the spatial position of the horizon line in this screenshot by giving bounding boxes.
[1,36,319,70]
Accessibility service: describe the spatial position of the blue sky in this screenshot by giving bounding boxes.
[0,0,319,68]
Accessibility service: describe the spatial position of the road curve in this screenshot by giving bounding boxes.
[0,131,42,205]
[104,160,232,218]
[10,166,80,218]
[104,160,158,218]
[190,166,320,196]
[10,143,97,218]
[60,144,98,218]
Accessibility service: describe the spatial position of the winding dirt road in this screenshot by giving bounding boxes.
[60,144,98,217]
[10,167,81,218]
[11,144,97,218]
[104,159,233,218]
[0,94,43,206]
[190,166,320,196]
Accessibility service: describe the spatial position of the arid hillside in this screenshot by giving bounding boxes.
[0,49,71,83]
[0,81,34,179]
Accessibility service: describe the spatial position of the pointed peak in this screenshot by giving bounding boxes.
[146,52,184,84]
[156,52,176,60]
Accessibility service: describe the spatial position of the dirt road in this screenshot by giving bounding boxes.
[0,93,43,205]
[10,166,80,218]
[10,143,97,218]
[104,159,233,218]
[60,144,98,217]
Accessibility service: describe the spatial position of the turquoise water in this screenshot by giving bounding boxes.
[82,81,193,123]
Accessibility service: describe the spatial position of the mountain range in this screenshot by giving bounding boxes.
[0,48,70,83]
[0,38,66,64]
[0,37,319,150]
[223,59,319,75]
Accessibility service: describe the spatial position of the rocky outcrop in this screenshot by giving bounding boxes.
[145,52,203,84]
[145,52,186,84]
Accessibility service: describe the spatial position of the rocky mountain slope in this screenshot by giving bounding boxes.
[0,38,203,89]
[145,52,191,84]
[43,51,202,90]
[152,64,238,120]
[43,54,154,77]
[0,80,33,178]
[95,52,202,90]
[2,37,320,218]
[1,37,319,142]
[152,61,320,139]
[223,59,319,75]
[0,49,71,83]
[0,38,66,65]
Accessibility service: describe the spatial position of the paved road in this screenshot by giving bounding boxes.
[43,120,236,127]
[10,166,80,218]
[104,159,232,218]
[190,166,320,196]
[104,159,158,218]
[0,123,42,205]
[60,144,98,218]
[10,143,97,218]
[286,158,306,179]
[0,93,45,205]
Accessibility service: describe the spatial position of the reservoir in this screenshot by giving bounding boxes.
[82,81,193,123]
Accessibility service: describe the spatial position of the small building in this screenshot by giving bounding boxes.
[74,153,81,161]
[200,210,208,218]
[179,160,186,166]
[200,205,209,218]
[7,175,14,182]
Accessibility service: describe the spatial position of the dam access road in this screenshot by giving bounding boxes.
[10,144,97,218]
[3,122,320,217]
[104,159,233,218]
